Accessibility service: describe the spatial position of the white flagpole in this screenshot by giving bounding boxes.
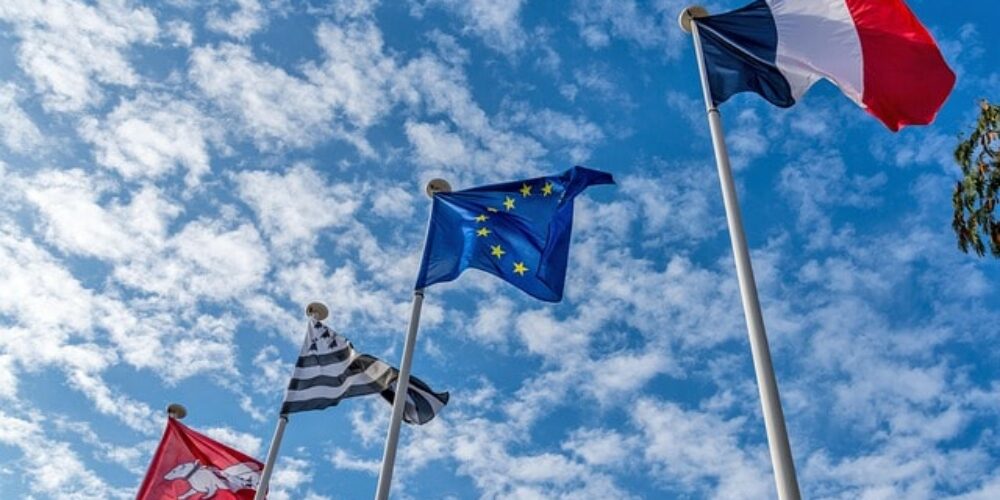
[373,289,425,500]
[680,6,802,500]
[253,415,287,500]
[374,178,451,500]
[254,302,328,500]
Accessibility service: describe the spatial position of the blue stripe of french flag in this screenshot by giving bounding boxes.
[697,0,955,131]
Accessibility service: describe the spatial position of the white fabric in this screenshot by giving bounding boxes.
[284,361,392,402]
[766,0,864,104]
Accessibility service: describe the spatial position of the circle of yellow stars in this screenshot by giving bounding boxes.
[471,179,557,277]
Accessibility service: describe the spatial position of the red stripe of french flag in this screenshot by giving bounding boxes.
[844,0,956,131]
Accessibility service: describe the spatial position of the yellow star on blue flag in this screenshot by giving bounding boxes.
[415,166,614,301]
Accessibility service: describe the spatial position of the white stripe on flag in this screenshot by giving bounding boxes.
[284,362,393,403]
[767,0,864,103]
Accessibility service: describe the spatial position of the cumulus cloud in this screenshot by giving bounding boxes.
[632,398,774,499]
[191,19,396,154]
[203,426,264,456]
[419,0,527,54]
[778,151,886,247]
[190,43,331,151]
[206,0,270,40]
[0,83,44,153]
[0,411,131,499]
[236,164,362,254]
[0,0,158,111]
[80,93,222,186]
[570,0,688,58]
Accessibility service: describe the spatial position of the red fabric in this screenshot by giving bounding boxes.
[136,418,264,500]
[844,0,955,131]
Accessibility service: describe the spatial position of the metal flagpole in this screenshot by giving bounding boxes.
[253,416,287,500]
[254,302,329,500]
[680,6,802,500]
[374,178,450,500]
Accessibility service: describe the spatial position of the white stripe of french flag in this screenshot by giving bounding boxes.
[769,0,955,131]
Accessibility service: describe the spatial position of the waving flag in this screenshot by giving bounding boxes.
[137,417,263,500]
[696,0,955,131]
[415,166,614,302]
[281,320,448,425]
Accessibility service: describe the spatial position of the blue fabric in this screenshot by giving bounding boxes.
[698,0,794,107]
[415,166,614,302]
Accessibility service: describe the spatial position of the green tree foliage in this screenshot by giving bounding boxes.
[953,100,1000,257]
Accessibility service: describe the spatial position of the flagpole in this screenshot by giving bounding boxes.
[681,6,801,500]
[374,178,450,500]
[254,302,329,500]
[254,415,287,500]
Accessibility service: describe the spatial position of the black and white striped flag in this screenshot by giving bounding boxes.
[281,320,448,425]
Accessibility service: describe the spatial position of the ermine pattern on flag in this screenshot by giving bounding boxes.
[281,320,448,425]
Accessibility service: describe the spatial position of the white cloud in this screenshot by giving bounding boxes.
[203,426,264,456]
[0,225,163,433]
[470,296,516,345]
[236,164,361,254]
[570,0,688,58]
[190,43,331,151]
[80,93,221,186]
[274,258,414,334]
[370,185,415,219]
[727,108,768,170]
[421,0,526,53]
[252,345,292,396]
[0,411,131,499]
[506,107,605,163]
[22,169,180,261]
[165,19,194,46]
[206,0,269,40]
[0,0,158,111]
[268,455,321,500]
[404,120,472,168]
[562,428,635,467]
[115,218,270,302]
[778,151,886,247]
[0,355,16,400]
[0,83,43,153]
[620,164,725,244]
[664,89,705,134]
[22,167,271,303]
[309,20,398,130]
[330,448,381,474]
[632,397,774,499]
[191,19,397,154]
[396,54,547,179]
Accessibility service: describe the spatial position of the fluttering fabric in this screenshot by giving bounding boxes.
[415,166,614,302]
[281,320,448,425]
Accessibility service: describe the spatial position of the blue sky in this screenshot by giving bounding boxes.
[0,0,998,498]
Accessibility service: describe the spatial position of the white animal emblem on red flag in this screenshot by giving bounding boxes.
[137,418,264,499]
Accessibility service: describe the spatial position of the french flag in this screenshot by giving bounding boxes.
[696,0,956,131]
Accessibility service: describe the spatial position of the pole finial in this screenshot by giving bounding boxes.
[425,179,452,198]
[679,6,709,33]
[167,403,187,420]
[306,302,329,321]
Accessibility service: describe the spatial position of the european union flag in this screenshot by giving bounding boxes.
[415,166,614,302]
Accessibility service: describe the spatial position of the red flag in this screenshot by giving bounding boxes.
[137,418,264,500]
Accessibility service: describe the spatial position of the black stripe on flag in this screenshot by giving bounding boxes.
[281,321,449,425]
[295,345,353,367]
